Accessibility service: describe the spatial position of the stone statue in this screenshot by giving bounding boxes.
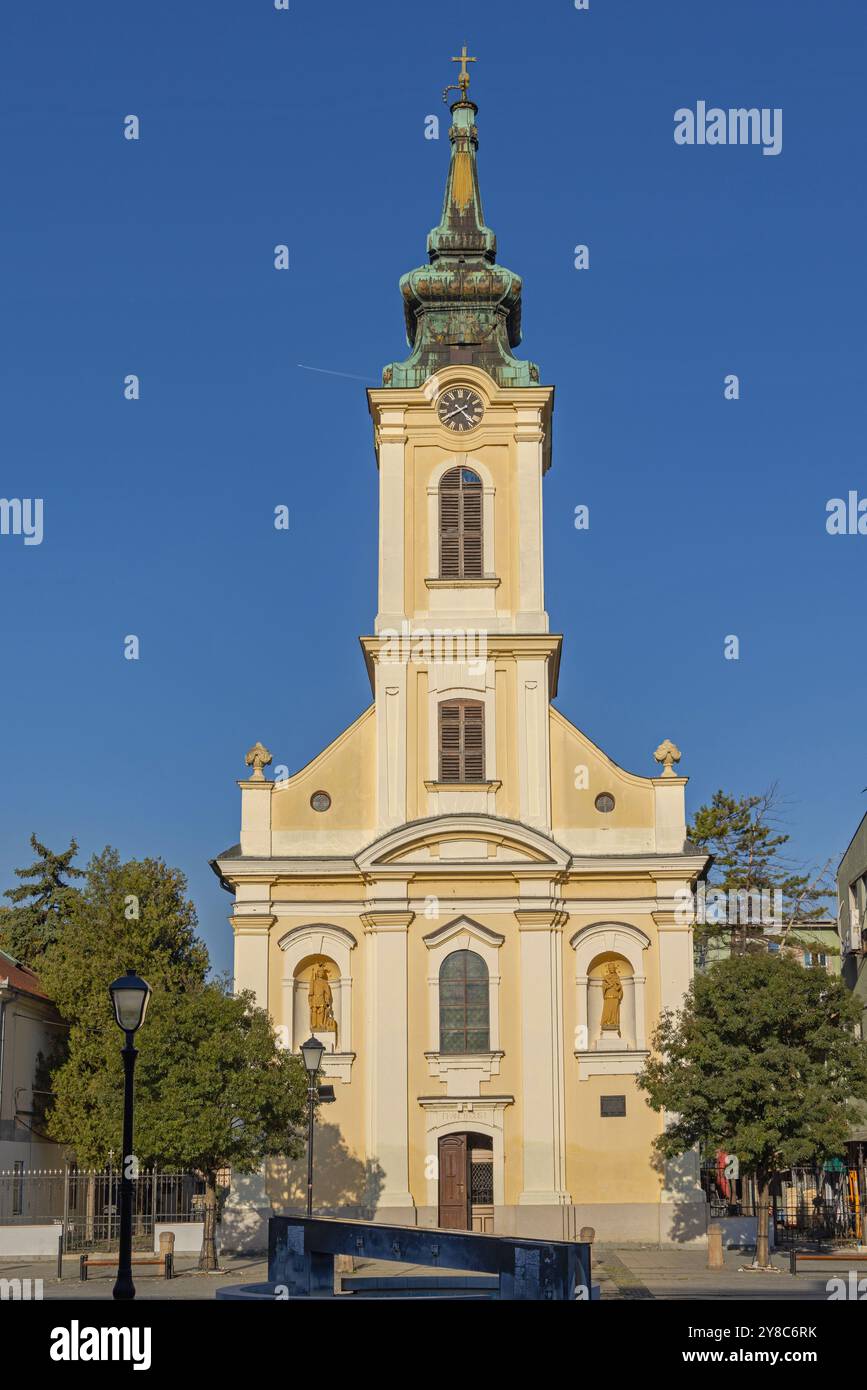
[308,963,336,1033]
[600,962,623,1035]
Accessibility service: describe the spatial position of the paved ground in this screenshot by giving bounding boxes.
[0,1254,269,1301]
[1,1245,858,1300]
[595,1245,850,1300]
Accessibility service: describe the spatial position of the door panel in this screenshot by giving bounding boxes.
[438,1134,469,1229]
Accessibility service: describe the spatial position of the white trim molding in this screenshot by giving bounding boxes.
[569,921,650,1081]
[418,1096,514,1211]
[423,916,503,1094]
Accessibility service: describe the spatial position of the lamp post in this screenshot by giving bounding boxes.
[299,1035,325,1218]
[108,969,151,1301]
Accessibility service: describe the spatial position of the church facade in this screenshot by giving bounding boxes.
[213,71,708,1244]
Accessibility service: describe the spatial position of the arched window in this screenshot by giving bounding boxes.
[439,949,490,1053]
[439,466,483,579]
[439,699,485,783]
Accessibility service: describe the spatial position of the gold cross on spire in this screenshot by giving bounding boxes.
[451,45,477,100]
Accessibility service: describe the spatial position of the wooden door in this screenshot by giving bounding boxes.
[438,1134,470,1229]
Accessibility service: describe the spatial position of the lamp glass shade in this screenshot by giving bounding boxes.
[299,1035,326,1076]
[109,971,152,1033]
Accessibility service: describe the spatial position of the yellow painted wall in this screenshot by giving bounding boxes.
[550,707,655,829]
[270,706,376,832]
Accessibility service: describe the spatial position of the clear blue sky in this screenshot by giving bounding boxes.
[1,1,865,977]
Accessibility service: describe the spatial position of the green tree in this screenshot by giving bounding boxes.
[38,846,208,1164]
[0,834,84,968]
[138,981,308,1270]
[39,847,307,1270]
[638,953,867,1268]
[689,787,833,958]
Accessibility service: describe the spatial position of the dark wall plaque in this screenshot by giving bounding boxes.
[600,1095,626,1117]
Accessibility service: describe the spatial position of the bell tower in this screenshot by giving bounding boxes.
[364,61,560,834]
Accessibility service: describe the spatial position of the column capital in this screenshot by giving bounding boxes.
[229,914,276,935]
[652,909,691,930]
[515,906,568,931]
[361,910,415,933]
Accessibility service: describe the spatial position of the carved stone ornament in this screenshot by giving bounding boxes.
[244,741,273,780]
[653,739,682,777]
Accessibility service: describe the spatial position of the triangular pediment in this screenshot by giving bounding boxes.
[423,915,505,949]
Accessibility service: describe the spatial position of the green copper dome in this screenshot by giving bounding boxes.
[383,98,539,389]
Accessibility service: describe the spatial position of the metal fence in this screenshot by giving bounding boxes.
[701,1162,865,1246]
[0,1167,205,1252]
[773,1168,864,1247]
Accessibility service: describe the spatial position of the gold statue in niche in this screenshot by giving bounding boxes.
[308,963,337,1033]
[600,961,623,1035]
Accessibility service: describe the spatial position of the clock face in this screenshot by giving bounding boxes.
[437,386,484,432]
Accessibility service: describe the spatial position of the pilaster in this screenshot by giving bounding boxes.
[516,907,570,1207]
[361,907,415,1212]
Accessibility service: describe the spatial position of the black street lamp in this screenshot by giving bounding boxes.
[108,969,151,1301]
[299,1035,325,1218]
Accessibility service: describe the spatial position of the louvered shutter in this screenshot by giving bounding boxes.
[460,470,483,577]
[439,470,461,578]
[439,467,483,579]
[439,701,463,782]
[439,700,485,783]
[461,702,485,782]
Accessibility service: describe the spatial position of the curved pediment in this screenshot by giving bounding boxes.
[355,814,571,872]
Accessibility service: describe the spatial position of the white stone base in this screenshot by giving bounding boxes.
[0,1221,62,1257]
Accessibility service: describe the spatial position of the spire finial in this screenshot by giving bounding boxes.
[382,50,540,389]
[443,45,477,104]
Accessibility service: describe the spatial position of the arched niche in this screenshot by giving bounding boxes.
[587,950,636,1051]
[569,922,650,1074]
[278,924,356,1079]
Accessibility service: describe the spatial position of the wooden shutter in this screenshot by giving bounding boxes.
[461,702,484,781]
[439,467,483,579]
[439,699,485,783]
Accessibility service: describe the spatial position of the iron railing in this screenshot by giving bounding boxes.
[0,1166,210,1251]
[701,1162,865,1246]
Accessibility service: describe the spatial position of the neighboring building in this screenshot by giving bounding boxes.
[0,949,65,1174]
[213,66,710,1245]
[838,811,867,1039]
[765,921,840,974]
[696,917,840,974]
[836,813,867,1180]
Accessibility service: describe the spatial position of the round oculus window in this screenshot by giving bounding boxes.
[595,792,615,813]
[310,791,331,812]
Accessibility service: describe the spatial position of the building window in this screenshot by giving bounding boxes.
[439,466,483,579]
[595,792,615,813]
[439,949,490,1054]
[438,699,485,783]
